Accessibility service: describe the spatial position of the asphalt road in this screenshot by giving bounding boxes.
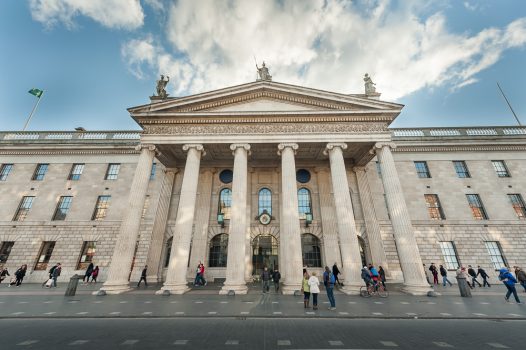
[1,318,524,349]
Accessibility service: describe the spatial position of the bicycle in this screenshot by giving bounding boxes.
[359,282,389,298]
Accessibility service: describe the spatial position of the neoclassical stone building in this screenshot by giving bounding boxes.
[1,78,525,296]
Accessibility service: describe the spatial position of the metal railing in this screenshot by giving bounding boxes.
[0,131,141,142]
[392,127,526,138]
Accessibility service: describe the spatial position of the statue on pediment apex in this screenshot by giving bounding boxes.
[156,75,170,99]
[256,61,272,81]
[364,73,376,94]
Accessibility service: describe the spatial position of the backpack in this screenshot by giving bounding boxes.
[329,272,336,285]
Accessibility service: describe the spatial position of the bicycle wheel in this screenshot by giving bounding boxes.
[378,285,389,298]
[360,286,371,298]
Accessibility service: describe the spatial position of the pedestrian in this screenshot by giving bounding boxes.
[323,266,336,310]
[42,263,57,288]
[198,262,207,286]
[515,267,526,292]
[439,264,453,287]
[83,262,94,284]
[303,265,307,275]
[137,265,148,287]
[499,267,521,304]
[194,262,202,286]
[468,265,482,287]
[51,263,61,287]
[10,264,27,287]
[261,266,271,293]
[429,263,439,285]
[332,262,342,286]
[301,271,311,308]
[361,266,372,287]
[423,263,431,284]
[273,268,281,292]
[308,271,320,310]
[477,265,491,287]
[369,264,380,291]
[90,266,99,283]
[378,266,387,290]
[0,267,10,284]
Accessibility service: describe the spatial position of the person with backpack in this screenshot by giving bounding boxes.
[499,267,521,304]
[439,264,453,287]
[369,264,380,290]
[323,266,336,310]
[477,266,491,287]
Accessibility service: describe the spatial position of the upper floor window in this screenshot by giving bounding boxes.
[424,194,445,220]
[68,163,84,181]
[453,161,471,178]
[0,241,15,263]
[32,163,48,181]
[414,161,431,178]
[150,162,156,180]
[508,194,526,219]
[466,194,488,220]
[0,164,13,181]
[298,188,312,219]
[258,188,272,215]
[105,163,120,180]
[218,188,232,220]
[92,195,111,220]
[13,196,35,221]
[52,196,73,221]
[492,160,510,177]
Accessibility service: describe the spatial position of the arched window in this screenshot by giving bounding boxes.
[163,237,173,268]
[302,233,321,267]
[258,188,272,215]
[298,188,312,219]
[218,188,232,219]
[209,234,229,267]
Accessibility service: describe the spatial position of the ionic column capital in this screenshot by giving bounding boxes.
[370,142,397,155]
[182,143,206,156]
[230,143,251,156]
[135,143,157,152]
[324,142,348,155]
[277,142,299,155]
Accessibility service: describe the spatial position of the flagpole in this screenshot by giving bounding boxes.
[23,92,44,131]
[497,82,522,127]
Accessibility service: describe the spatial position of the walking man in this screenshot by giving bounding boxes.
[261,267,271,293]
[137,265,148,287]
[323,266,336,310]
[332,262,342,286]
[499,267,521,304]
[477,266,491,287]
[272,268,281,292]
[468,265,482,287]
[51,263,61,287]
[439,264,453,287]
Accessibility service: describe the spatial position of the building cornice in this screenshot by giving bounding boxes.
[393,145,526,152]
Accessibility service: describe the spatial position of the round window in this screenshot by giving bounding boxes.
[219,169,233,184]
[296,169,311,183]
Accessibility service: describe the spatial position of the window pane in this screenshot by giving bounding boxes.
[301,234,321,267]
[218,188,232,219]
[439,241,459,270]
[77,241,96,269]
[150,162,156,180]
[453,161,470,178]
[298,188,312,219]
[466,194,488,220]
[32,163,48,181]
[13,196,35,221]
[484,241,506,270]
[0,164,13,181]
[68,164,84,180]
[52,196,73,221]
[424,194,445,220]
[209,234,228,267]
[258,188,272,215]
[92,195,111,220]
[0,241,15,263]
[414,161,431,178]
[492,160,510,177]
[508,194,526,219]
[105,164,120,180]
[34,241,55,270]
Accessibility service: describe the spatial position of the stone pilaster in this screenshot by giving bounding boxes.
[314,167,342,270]
[98,144,155,294]
[277,143,303,294]
[157,144,204,295]
[325,143,363,294]
[374,142,431,295]
[146,169,176,282]
[354,166,390,278]
[221,144,250,294]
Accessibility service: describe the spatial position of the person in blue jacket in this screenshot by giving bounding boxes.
[499,267,521,304]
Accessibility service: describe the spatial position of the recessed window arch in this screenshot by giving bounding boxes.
[209,234,229,267]
[297,187,312,219]
[301,233,321,268]
[258,188,272,215]
[218,188,232,220]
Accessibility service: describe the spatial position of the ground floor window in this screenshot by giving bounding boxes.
[77,241,96,270]
[0,241,14,264]
[34,241,56,270]
[301,234,321,268]
[484,241,507,270]
[252,234,278,276]
[439,241,460,270]
[209,234,228,267]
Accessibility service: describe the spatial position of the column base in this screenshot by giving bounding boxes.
[219,283,248,295]
[156,283,190,295]
[281,283,302,295]
[339,282,362,295]
[401,282,433,296]
[95,282,133,295]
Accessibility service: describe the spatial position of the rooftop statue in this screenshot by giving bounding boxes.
[156,75,170,99]
[256,61,272,81]
[364,73,376,94]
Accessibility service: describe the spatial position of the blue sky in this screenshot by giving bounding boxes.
[1,0,525,131]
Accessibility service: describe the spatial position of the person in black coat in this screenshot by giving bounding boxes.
[10,264,27,287]
[378,266,387,290]
[83,263,94,283]
[439,265,453,287]
[137,265,148,287]
[332,263,343,286]
[468,265,482,287]
[0,267,10,283]
[272,268,281,292]
[477,265,491,287]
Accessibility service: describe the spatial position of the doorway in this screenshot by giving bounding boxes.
[252,234,278,276]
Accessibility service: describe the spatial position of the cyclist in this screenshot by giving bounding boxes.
[369,264,380,291]
[361,266,372,287]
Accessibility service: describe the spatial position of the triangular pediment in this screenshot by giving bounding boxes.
[196,97,328,112]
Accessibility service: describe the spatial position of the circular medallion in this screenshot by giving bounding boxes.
[259,213,271,225]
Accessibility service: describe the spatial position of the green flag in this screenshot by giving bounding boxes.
[28,88,44,98]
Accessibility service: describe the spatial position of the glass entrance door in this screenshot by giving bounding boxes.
[252,234,278,276]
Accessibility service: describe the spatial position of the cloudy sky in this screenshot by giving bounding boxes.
[1,0,525,131]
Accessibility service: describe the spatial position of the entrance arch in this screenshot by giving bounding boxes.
[252,234,279,276]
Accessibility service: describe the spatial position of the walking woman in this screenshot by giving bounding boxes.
[90,266,99,283]
[10,264,27,287]
[301,271,311,308]
[308,271,320,310]
[378,266,387,290]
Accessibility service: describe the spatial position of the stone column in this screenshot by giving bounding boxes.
[146,169,176,282]
[325,143,363,294]
[99,144,155,294]
[244,168,254,282]
[157,144,204,295]
[278,143,303,294]
[354,166,390,277]
[315,167,342,269]
[374,143,430,295]
[221,144,250,294]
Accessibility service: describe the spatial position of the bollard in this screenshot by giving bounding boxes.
[65,274,82,297]
[455,276,472,297]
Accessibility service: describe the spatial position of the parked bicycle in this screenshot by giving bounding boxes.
[360,282,388,298]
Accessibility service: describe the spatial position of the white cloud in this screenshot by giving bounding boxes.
[29,0,144,29]
[120,0,526,100]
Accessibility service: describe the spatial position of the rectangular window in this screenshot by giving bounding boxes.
[32,163,49,181]
[424,194,445,220]
[0,241,15,263]
[0,164,13,181]
[92,195,111,220]
[68,163,85,180]
[77,241,96,270]
[52,196,73,221]
[105,163,120,180]
[492,160,510,177]
[466,194,488,220]
[13,196,35,221]
[150,162,156,180]
[508,194,526,219]
[453,161,471,178]
[414,161,431,178]
[439,241,460,270]
[484,241,507,270]
[34,241,56,270]
[375,161,382,177]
